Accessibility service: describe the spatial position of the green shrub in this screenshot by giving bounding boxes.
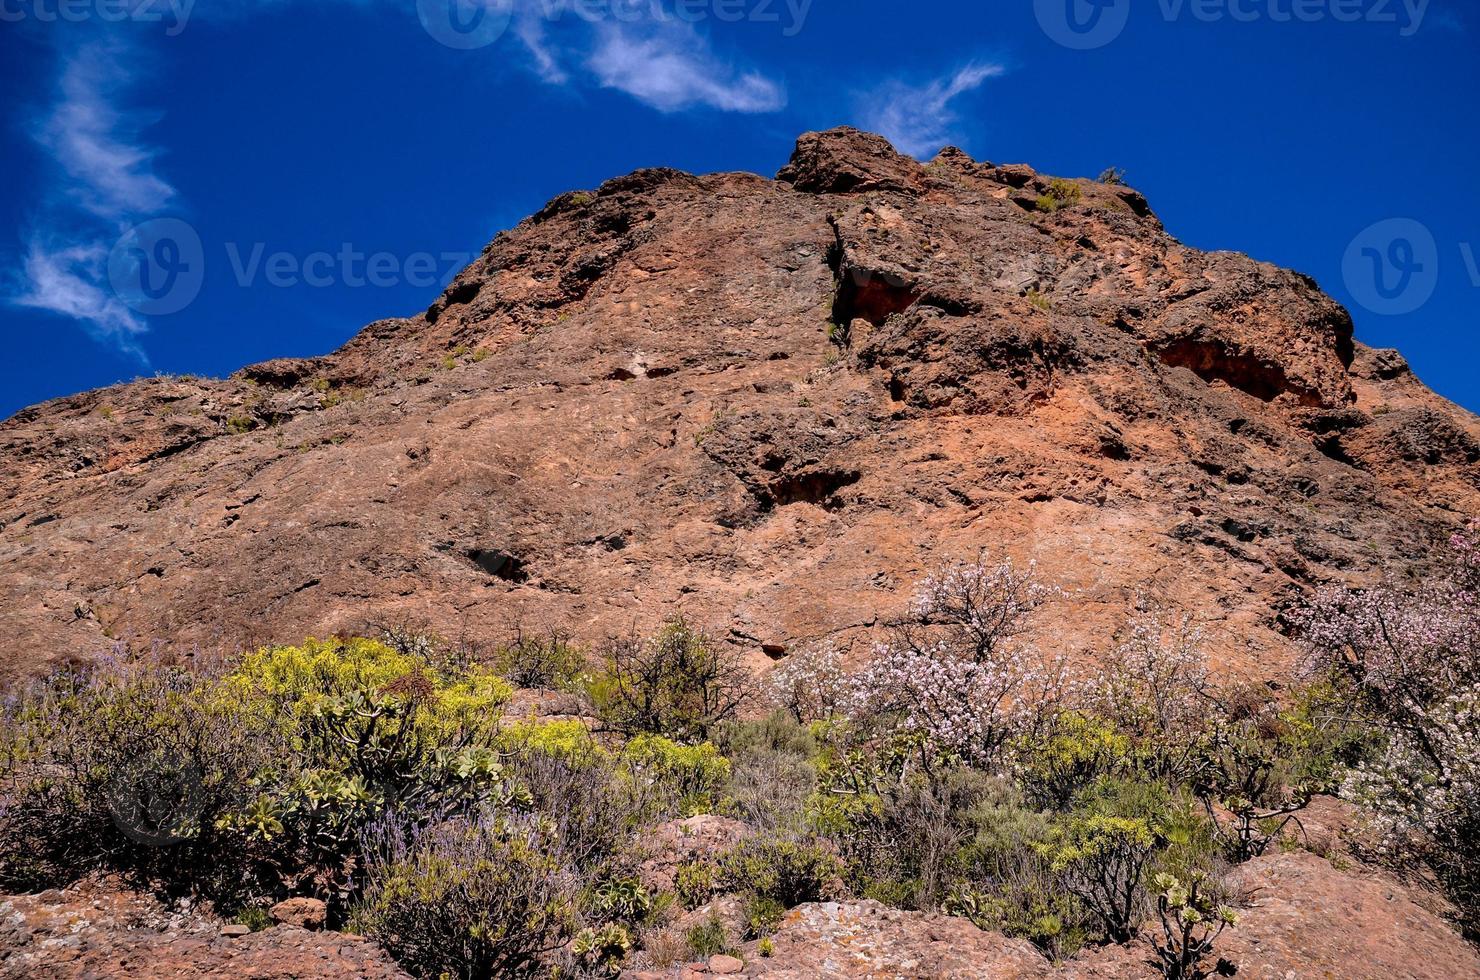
[590,619,751,743]
[943,881,1086,963]
[821,767,1002,913]
[1036,179,1083,213]
[217,638,517,902]
[505,740,634,877]
[745,893,787,938]
[493,627,588,691]
[1192,686,1341,862]
[718,834,843,910]
[675,859,719,909]
[232,906,274,932]
[0,651,276,895]
[685,912,735,958]
[804,786,880,841]
[620,734,730,818]
[1041,807,1159,943]
[715,713,817,832]
[351,816,576,979]
[947,789,1089,959]
[1014,711,1131,808]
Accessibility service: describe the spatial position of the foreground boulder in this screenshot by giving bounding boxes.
[1062,852,1480,979]
[752,900,1049,978]
[0,881,407,979]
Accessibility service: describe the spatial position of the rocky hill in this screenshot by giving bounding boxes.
[3,127,1478,684]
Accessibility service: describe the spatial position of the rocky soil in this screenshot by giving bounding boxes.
[0,881,406,979]
[2,128,1477,684]
[618,800,1480,980]
[11,835,1476,978]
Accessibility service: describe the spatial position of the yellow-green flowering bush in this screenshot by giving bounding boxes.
[1041,811,1159,944]
[215,638,517,901]
[502,719,605,764]
[620,734,730,818]
[1014,711,1132,808]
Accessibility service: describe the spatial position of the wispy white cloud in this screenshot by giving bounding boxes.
[9,39,172,364]
[14,240,151,362]
[287,0,787,112]
[10,3,784,363]
[858,63,1005,159]
[510,5,569,83]
[586,21,784,113]
[36,42,175,220]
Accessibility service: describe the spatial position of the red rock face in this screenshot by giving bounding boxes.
[2,127,1477,682]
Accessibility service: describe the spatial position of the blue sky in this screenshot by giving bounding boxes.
[2,0,1476,419]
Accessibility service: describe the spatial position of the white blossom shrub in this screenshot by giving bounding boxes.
[1301,526,1480,937]
[851,557,1070,770]
[1089,612,1216,784]
[768,644,850,724]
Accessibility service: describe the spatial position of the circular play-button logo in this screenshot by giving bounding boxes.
[417,0,513,50]
[107,217,205,316]
[104,756,209,847]
[1035,0,1131,50]
[1342,218,1439,316]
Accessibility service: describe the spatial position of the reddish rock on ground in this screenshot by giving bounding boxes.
[1061,852,1480,979]
[746,899,1051,978]
[268,897,327,931]
[0,880,407,979]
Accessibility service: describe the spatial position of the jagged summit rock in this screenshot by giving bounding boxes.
[1,128,1477,681]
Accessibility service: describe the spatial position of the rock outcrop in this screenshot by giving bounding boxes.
[748,899,1050,978]
[2,127,1477,687]
[1061,852,1480,979]
[0,880,407,979]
